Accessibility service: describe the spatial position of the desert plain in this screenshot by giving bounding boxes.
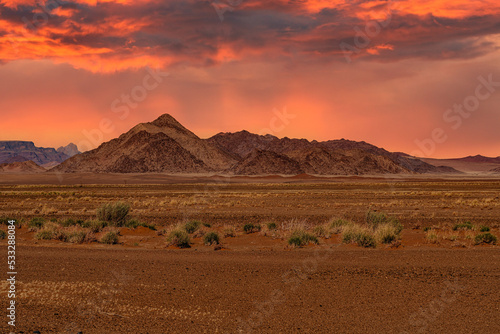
[0,173,499,333]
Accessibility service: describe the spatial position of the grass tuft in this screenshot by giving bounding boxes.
[100,231,119,245]
[183,221,201,234]
[97,202,130,227]
[203,232,220,245]
[453,222,473,231]
[243,223,261,234]
[288,229,319,247]
[167,229,191,248]
[474,233,497,245]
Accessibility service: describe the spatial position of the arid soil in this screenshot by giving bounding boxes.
[0,176,499,333]
[0,247,499,333]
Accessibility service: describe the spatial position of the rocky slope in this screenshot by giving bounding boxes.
[52,114,236,173]
[0,141,70,166]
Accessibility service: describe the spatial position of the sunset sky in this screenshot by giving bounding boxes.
[1,0,500,158]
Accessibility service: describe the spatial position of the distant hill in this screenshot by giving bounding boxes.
[52,114,237,173]
[421,155,500,173]
[0,160,46,173]
[57,143,80,157]
[208,131,457,175]
[0,141,70,166]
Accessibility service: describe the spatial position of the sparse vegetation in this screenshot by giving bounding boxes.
[167,229,190,248]
[183,221,201,234]
[203,232,220,245]
[35,229,54,240]
[29,217,45,229]
[453,222,473,231]
[0,230,6,239]
[101,231,119,245]
[479,226,490,232]
[124,219,156,230]
[97,202,130,226]
[243,223,261,234]
[223,225,236,237]
[474,233,497,245]
[80,220,107,233]
[312,225,330,238]
[329,219,352,234]
[375,224,399,244]
[288,229,319,247]
[267,222,277,230]
[342,224,377,248]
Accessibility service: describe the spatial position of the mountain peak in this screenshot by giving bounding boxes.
[150,113,184,128]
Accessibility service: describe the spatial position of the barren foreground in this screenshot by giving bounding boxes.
[0,176,499,333]
[1,247,499,333]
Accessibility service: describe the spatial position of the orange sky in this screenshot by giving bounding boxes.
[1,0,500,158]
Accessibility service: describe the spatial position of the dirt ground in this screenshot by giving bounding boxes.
[0,174,499,333]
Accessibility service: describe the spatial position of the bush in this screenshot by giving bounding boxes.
[453,222,473,231]
[329,219,352,234]
[313,225,329,238]
[203,223,211,228]
[124,219,156,230]
[81,220,107,233]
[342,225,377,248]
[375,224,399,244]
[35,229,54,240]
[474,233,497,245]
[67,231,87,244]
[267,222,277,230]
[223,226,236,237]
[243,223,261,234]
[479,226,490,232]
[29,217,45,229]
[60,218,77,227]
[0,230,6,239]
[357,234,377,248]
[97,202,130,226]
[288,230,319,247]
[167,229,190,248]
[203,232,220,245]
[183,221,201,234]
[101,231,119,244]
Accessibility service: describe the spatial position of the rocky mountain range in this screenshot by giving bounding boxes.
[0,141,79,167]
[52,113,460,175]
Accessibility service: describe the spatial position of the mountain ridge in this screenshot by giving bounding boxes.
[52,113,462,175]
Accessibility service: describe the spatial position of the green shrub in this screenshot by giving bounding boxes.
[0,230,6,239]
[60,218,77,227]
[124,219,156,230]
[423,226,431,232]
[453,222,473,231]
[479,226,490,232]
[96,202,130,226]
[342,224,377,248]
[474,233,497,245]
[35,229,54,240]
[80,220,107,233]
[243,223,261,234]
[29,217,45,229]
[288,230,319,247]
[183,221,201,234]
[101,231,119,245]
[375,224,399,244]
[67,231,87,244]
[357,234,377,248]
[203,223,211,228]
[167,229,190,248]
[267,222,277,230]
[203,232,220,245]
